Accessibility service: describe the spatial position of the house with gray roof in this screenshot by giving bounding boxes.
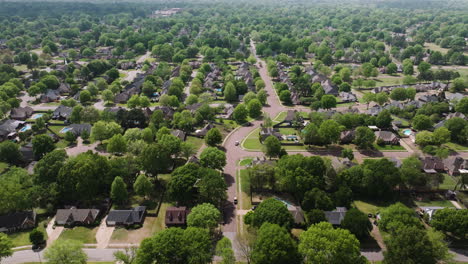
[325,207,347,225]
[55,208,100,226]
[375,131,399,145]
[52,105,72,120]
[10,107,33,120]
[106,206,146,226]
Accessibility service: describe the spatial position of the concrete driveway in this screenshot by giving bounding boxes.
[45,217,63,246]
[96,216,115,249]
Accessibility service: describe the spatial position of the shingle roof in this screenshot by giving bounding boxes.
[0,211,35,229]
[107,206,146,225]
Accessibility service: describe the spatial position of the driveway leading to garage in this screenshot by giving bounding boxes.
[45,217,63,246]
[96,216,115,249]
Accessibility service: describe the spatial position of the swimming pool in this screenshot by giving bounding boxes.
[19,124,31,133]
[403,129,412,136]
[59,127,73,134]
[31,113,44,120]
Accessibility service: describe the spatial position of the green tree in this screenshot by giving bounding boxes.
[432,127,451,146]
[379,203,422,233]
[140,143,170,176]
[247,198,294,230]
[224,82,237,103]
[107,134,127,154]
[233,103,248,124]
[362,93,375,109]
[44,239,87,264]
[320,95,337,109]
[376,109,392,128]
[451,77,466,92]
[305,209,326,226]
[279,90,292,104]
[456,97,468,114]
[29,228,45,245]
[418,61,432,74]
[263,135,282,159]
[251,223,300,264]
[383,226,441,264]
[180,142,197,160]
[111,176,128,205]
[32,134,55,159]
[34,149,67,184]
[216,237,235,264]
[431,208,468,238]
[341,208,372,239]
[200,147,226,170]
[386,63,398,75]
[390,87,408,101]
[375,92,389,106]
[257,89,268,105]
[412,114,433,131]
[198,168,227,206]
[248,99,262,118]
[133,174,153,198]
[318,119,341,144]
[205,128,222,147]
[187,203,221,230]
[299,222,365,264]
[79,90,92,104]
[0,141,22,164]
[0,233,13,262]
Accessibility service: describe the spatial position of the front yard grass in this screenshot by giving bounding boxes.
[58,226,97,244]
[8,219,49,247]
[0,162,9,173]
[186,136,204,151]
[373,144,406,151]
[239,158,253,166]
[239,169,252,210]
[439,174,457,190]
[414,199,455,208]
[444,142,468,151]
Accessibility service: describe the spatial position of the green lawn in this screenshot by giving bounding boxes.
[58,226,97,244]
[0,162,9,173]
[273,111,287,122]
[278,128,298,135]
[55,140,69,149]
[8,220,48,247]
[439,174,457,190]
[353,200,385,215]
[444,142,468,151]
[425,42,468,56]
[414,199,455,208]
[48,125,66,135]
[391,115,410,127]
[239,158,253,166]
[186,136,204,151]
[371,74,405,87]
[239,169,252,210]
[242,128,262,150]
[373,144,406,151]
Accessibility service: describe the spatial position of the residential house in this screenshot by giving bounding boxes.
[106,206,146,226]
[171,129,186,141]
[321,79,338,96]
[55,208,100,226]
[40,89,60,103]
[186,102,204,113]
[216,104,234,119]
[324,207,348,225]
[339,92,357,103]
[193,123,214,137]
[259,127,282,142]
[418,206,446,221]
[20,143,34,163]
[274,110,300,128]
[443,157,468,176]
[186,155,200,165]
[340,130,355,144]
[250,156,275,167]
[165,206,190,227]
[367,105,383,116]
[446,112,466,120]
[445,92,464,102]
[421,157,445,174]
[52,105,72,120]
[63,124,92,137]
[153,106,175,120]
[418,94,439,104]
[10,107,34,120]
[0,120,25,141]
[375,131,400,145]
[58,83,71,95]
[0,211,36,233]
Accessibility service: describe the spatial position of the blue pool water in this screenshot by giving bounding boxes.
[403,129,412,136]
[19,124,31,132]
[31,113,43,120]
[60,127,73,134]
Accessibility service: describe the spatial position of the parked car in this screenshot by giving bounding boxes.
[234,197,238,204]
